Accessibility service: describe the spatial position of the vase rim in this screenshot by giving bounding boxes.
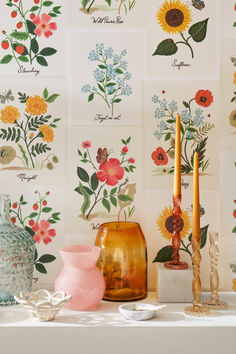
[99,221,141,230]
[60,244,100,254]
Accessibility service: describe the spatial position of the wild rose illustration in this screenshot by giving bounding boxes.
[10,191,61,274]
[152,0,208,59]
[75,137,136,221]
[0,88,60,171]
[81,44,132,116]
[0,0,62,69]
[153,204,208,263]
[80,0,136,16]
[151,89,214,176]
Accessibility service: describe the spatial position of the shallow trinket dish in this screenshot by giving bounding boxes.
[14,289,72,322]
[119,303,166,321]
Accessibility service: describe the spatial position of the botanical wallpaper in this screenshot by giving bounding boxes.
[0,0,235,292]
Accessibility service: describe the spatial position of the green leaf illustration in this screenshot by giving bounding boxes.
[91,173,99,191]
[52,212,60,220]
[42,207,53,213]
[110,187,117,195]
[39,47,57,56]
[79,183,90,215]
[105,0,111,6]
[35,263,47,274]
[153,246,173,263]
[34,248,38,262]
[18,143,29,167]
[188,224,209,249]
[188,18,209,43]
[26,20,36,35]
[46,94,59,103]
[232,226,236,233]
[31,38,39,54]
[77,166,89,182]
[38,254,56,263]
[118,195,133,202]
[10,32,29,41]
[110,196,117,207]
[18,56,29,62]
[29,212,38,218]
[74,185,94,195]
[30,6,39,11]
[102,199,111,213]
[43,88,48,99]
[36,56,48,66]
[43,1,53,6]
[25,226,35,237]
[165,133,171,141]
[88,93,94,102]
[0,55,13,64]
[153,39,178,56]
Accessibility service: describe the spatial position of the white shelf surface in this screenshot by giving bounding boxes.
[0,292,236,354]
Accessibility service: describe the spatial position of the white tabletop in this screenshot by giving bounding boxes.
[0,292,236,354]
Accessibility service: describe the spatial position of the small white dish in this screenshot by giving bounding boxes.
[119,303,166,321]
[14,289,72,322]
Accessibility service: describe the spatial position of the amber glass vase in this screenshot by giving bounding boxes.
[95,221,147,301]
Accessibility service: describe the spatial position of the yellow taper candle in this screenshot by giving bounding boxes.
[193,152,200,241]
[173,114,181,196]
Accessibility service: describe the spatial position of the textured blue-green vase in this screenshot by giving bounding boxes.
[0,194,35,305]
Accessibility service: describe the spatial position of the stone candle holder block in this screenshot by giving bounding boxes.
[156,263,193,303]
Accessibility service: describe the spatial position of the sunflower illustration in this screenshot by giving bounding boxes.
[156,206,191,240]
[157,0,192,35]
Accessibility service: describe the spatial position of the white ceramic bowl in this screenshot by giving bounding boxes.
[119,303,166,321]
[14,289,72,322]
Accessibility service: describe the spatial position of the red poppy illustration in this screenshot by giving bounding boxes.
[97,158,124,186]
[195,89,213,107]
[151,147,168,166]
[82,141,91,148]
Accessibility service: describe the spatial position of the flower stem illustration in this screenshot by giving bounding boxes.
[75,137,136,221]
[152,0,208,59]
[0,0,62,68]
[151,89,214,175]
[80,0,136,16]
[82,44,132,116]
[10,190,60,274]
[0,87,60,171]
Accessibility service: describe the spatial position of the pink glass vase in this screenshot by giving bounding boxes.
[55,245,105,311]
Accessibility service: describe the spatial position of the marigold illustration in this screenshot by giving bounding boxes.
[0,106,20,124]
[156,206,191,240]
[39,125,54,143]
[33,13,57,38]
[195,89,213,108]
[151,147,168,166]
[233,279,236,292]
[26,95,47,116]
[234,73,236,85]
[97,158,124,186]
[157,0,192,35]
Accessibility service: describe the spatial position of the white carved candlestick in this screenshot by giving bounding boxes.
[203,231,227,310]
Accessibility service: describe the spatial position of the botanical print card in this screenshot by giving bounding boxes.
[68,30,144,126]
[66,0,145,27]
[220,148,236,291]
[144,81,219,191]
[0,185,66,290]
[0,0,65,76]
[0,77,67,185]
[221,40,236,146]
[144,190,223,291]
[146,0,218,78]
[66,126,144,235]
[222,0,236,38]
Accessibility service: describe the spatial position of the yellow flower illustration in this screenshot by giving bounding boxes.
[156,205,191,240]
[233,279,236,292]
[157,0,192,35]
[39,125,54,143]
[0,106,20,124]
[234,73,236,85]
[26,95,47,116]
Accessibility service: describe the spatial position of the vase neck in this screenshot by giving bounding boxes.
[0,195,11,225]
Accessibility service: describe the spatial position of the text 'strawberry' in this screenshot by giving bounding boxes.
[30,13,35,20]
[42,200,47,206]
[11,11,17,18]
[11,217,16,224]
[16,45,24,55]
[1,41,9,50]
[29,220,34,227]
[33,204,39,211]
[16,22,23,29]
[12,203,18,209]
